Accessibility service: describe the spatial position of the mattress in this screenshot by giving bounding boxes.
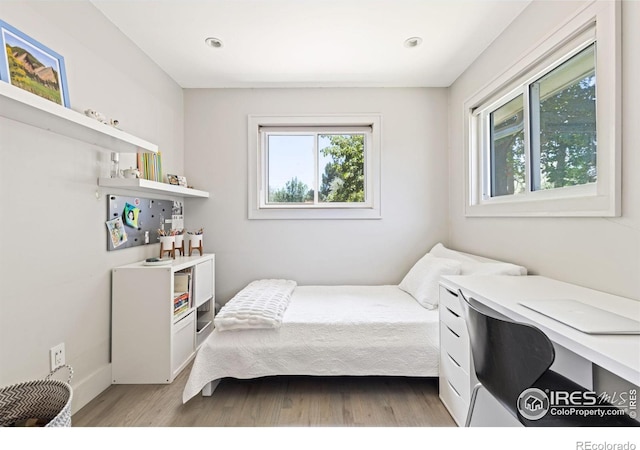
[183,285,440,403]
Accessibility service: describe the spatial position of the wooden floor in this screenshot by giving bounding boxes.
[72,365,456,427]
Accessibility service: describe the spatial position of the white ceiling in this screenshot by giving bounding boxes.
[91,0,531,88]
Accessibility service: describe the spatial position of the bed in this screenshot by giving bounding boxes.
[182,244,527,403]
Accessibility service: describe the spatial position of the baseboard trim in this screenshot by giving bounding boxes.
[71,363,112,415]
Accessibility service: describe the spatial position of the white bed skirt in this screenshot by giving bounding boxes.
[183,285,440,403]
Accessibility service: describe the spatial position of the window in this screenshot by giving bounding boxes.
[265,130,367,205]
[487,45,596,199]
[248,115,381,219]
[465,1,620,217]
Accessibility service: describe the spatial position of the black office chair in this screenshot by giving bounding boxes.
[458,290,638,427]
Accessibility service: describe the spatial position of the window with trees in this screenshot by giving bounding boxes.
[248,115,381,219]
[266,131,366,205]
[487,44,596,198]
[465,3,619,217]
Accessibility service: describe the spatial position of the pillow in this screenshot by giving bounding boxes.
[429,243,477,263]
[399,254,462,309]
[430,243,527,276]
[460,262,527,276]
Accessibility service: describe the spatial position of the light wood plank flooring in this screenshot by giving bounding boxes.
[72,365,456,427]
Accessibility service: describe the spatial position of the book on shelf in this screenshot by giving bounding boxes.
[173,291,189,301]
[174,272,191,294]
[173,268,193,316]
[174,303,190,317]
[174,308,189,317]
[137,151,163,182]
[173,292,189,308]
[174,297,188,307]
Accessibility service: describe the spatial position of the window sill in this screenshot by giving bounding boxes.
[249,206,382,220]
[465,192,619,217]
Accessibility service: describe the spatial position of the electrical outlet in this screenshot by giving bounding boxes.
[50,343,65,371]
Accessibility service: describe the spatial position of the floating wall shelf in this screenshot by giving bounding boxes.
[0,82,158,154]
[98,178,209,198]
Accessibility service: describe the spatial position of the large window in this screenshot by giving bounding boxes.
[465,2,619,217]
[248,115,381,219]
[487,45,596,199]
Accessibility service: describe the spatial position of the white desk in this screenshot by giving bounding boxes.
[438,275,640,426]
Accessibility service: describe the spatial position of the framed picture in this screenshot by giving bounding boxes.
[167,174,179,185]
[0,19,70,107]
[167,174,187,186]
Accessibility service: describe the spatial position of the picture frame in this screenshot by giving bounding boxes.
[0,19,70,107]
[106,216,127,249]
[167,174,187,187]
[123,202,140,228]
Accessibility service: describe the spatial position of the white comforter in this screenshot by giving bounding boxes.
[213,279,296,331]
[183,285,440,403]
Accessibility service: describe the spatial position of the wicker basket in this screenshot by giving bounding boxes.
[0,365,73,427]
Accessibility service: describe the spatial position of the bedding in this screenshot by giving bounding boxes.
[213,279,296,331]
[182,243,528,403]
[182,285,440,403]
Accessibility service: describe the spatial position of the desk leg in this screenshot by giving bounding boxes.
[551,343,593,390]
[467,385,522,427]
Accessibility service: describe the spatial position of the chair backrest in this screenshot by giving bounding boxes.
[458,290,555,418]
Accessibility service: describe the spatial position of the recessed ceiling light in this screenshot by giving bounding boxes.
[205,37,223,48]
[404,37,422,48]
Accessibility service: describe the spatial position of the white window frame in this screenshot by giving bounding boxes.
[248,114,382,219]
[464,0,620,217]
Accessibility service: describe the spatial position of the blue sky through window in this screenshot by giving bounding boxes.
[267,135,334,192]
[268,135,314,191]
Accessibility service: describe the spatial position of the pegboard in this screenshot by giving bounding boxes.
[106,195,183,251]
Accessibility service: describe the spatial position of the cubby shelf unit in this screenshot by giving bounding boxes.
[0,81,157,154]
[111,254,215,384]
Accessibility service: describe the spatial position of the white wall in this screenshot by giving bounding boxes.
[0,1,184,412]
[184,88,449,304]
[448,0,640,301]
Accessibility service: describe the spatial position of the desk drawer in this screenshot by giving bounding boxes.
[440,322,470,373]
[439,374,469,427]
[440,350,470,402]
[439,285,462,316]
[440,302,466,338]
